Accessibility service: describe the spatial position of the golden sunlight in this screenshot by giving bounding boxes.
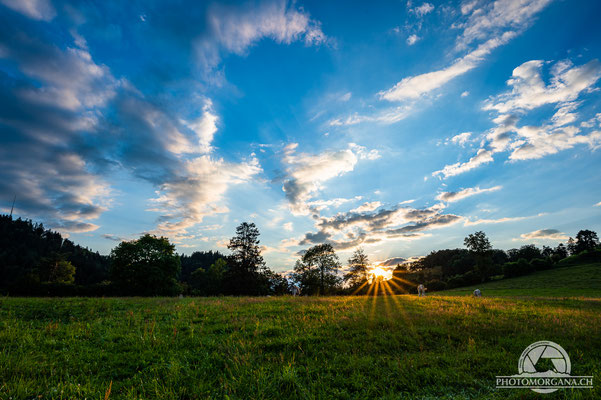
[367,266,393,284]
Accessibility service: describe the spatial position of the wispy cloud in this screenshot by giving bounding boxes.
[436,185,501,203]
[196,0,327,78]
[519,228,568,241]
[0,0,55,21]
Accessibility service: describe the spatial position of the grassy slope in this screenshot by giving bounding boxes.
[440,263,601,297]
[0,296,600,399]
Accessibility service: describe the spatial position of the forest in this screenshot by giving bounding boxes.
[1,214,599,296]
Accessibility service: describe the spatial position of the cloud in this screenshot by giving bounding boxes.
[595,201,601,207]
[0,0,56,21]
[483,59,601,113]
[379,32,516,102]
[294,203,460,250]
[461,91,470,97]
[433,148,494,178]
[464,213,544,226]
[436,185,501,203]
[283,222,293,231]
[456,0,552,50]
[196,0,327,75]
[409,2,434,17]
[307,196,362,211]
[149,155,261,235]
[351,201,382,213]
[433,58,601,178]
[520,229,568,241]
[448,132,472,146]
[376,257,407,267]
[407,34,420,45]
[339,92,352,102]
[0,24,114,232]
[280,143,377,214]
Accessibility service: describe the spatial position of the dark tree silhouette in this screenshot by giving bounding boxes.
[464,231,492,281]
[224,222,267,295]
[574,230,599,253]
[110,234,181,295]
[293,244,341,295]
[345,248,370,287]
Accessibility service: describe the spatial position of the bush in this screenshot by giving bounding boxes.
[530,257,553,271]
[445,270,480,289]
[557,248,601,266]
[503,258,534,278]
[424,279,447,292]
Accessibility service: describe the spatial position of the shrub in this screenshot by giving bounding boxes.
[424,279,447,292]
[503,258,534,278]
[530,257,553,271]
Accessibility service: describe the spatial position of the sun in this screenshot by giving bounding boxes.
[367,266,393,284]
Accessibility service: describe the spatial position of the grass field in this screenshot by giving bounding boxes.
[441,263,601,297]
[1,291,600,399]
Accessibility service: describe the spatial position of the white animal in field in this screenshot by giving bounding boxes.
[417,284,426,297]
[473,289,482,297]
[291,285,301,296]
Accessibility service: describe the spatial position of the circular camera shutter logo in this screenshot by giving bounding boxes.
[517,341,571,394]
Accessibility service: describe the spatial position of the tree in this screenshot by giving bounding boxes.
[574,230,599,253]
[292,244,341,295]
[344,248,370,287]
[554,243,568,260]
[224,222,266,295]
[191,258,227,296]
[39,252,76,284]
[567,237,577,255]
[464,231,492,281]
[110,234,181,295]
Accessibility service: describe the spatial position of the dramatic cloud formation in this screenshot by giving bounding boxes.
[436,186,502,203]
[281,143,378,215]
[434,58,601,178]
[294,202,461,250]
[0,17,114,232]
[520,229,568,241]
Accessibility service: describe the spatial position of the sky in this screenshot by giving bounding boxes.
[1,0,601,272]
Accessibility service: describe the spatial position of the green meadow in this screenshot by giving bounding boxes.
[441,263,601,297]
[1,263,601,400]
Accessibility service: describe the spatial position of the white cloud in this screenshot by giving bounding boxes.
[484,59,601,113]
[520,229,568,241]
[150,155,261,235]
[595,201,601,207]
[461,90,470,97]
[350,201,382,213]
[281,144,362,214]
[196,0,326,75]
[433,148,494,178]
[456,0,552,50]
[436,185,501,203]
[410,2,434,17]
[0,0,56,21]
[182,99,219,154]
[339,92,352,102]
[407,34,420,45]
[448,132,472,146]
[379,32,516,102]
[434,58,601,178]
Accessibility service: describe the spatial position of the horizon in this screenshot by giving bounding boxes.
[1,0,601,272]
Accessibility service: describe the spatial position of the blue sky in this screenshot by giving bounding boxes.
[1,0,601,271]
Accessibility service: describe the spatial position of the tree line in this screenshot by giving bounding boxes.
[0,213,599,296]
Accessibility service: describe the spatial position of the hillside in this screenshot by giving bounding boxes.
[440,263,601,297]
